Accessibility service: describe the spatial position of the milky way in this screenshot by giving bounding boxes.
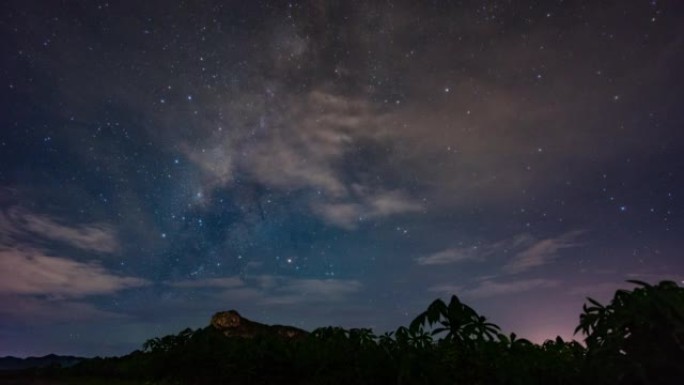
[1,0,683,356]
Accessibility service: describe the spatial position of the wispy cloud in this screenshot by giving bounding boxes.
[417,246,489,266]
[179,90,371,198]
[170,276,244,289]
[0,294,125,322]
[624,272,684,282]
[261,278,363,305]
[312,202,364,229]
[179,90,421,229]
[275,278,363,299]
[420,231,583,273]
[0,207,119,253]
[0,206,144,322]
[168,275,363,306]
[0,247,148,298]
[417,234,531,266]
[503,230,584,274]
[314,189,422,229]
[430,278,559,299]
[182,143,235,190]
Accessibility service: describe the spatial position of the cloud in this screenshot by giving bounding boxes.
[417,231,583,273]
[417,234,531,266]
[430,278,559,299]
[0,206,144,322]
[182,144,235,189]
[417,247,488,266]
[313,202,364,229]
[314,189,422,229]
[276,278,363,299]
[0,207,119,253]
[177,89,421,229]
[170,276,244,289]
[260,276,363,305]
[214,288,264,303]
[168,275,363,306]
[261,278,363,305]
[0,294,125,322]
[503,231,584,274]
[27,0,677,221]
[0,247,148,298]
[181,90,380,198]
[366,190,423,216]
[247,131,349,197]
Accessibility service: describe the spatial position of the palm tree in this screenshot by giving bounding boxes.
[411,295,501,345]
[348,328,376,348]
[376,331,396,355]
[408,327,434,350]
[462,315,501,342]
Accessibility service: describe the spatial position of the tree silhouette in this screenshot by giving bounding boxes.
[576,280,684,384]
[56,281,684,385]
[410,295,501,346]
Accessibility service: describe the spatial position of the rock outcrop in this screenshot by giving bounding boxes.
[210,310,308,339]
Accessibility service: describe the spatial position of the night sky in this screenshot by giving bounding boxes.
[1,0,683,357]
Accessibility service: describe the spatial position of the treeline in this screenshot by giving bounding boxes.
[65,280,683,385]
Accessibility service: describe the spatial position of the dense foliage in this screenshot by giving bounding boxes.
[60,280,683,385]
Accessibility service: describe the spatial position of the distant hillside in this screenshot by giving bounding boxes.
[0,354,83,371]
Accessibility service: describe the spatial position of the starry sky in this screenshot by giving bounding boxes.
[1,0,683,357]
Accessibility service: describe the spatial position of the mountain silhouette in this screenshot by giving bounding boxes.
[210,309,308,339]
[0,354,83,371]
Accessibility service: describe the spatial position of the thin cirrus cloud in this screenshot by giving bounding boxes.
[0,247,148,298]
[0,294,124,322]
[430,278,560,299]
[169,275,363,306]
[275,278,363,299]
[417,231,583,273]
[314,189,422,229]
[170,276,245,289]
[503,230,584,274]
[416,234,531,267]
[416,246,493,266]
[259,277,364,305]
[0,207,119,253]
[0,206,147,321]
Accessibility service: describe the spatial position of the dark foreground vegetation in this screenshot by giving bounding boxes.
[14,280,684,385]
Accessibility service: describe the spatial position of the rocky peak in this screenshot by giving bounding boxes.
[211,310,243,330]
[210,310,308,339]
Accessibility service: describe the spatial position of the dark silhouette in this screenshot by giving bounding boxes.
[211,309,308,339]
[0,354,83,371]
[576,280,684,385]
[9,280,681,385]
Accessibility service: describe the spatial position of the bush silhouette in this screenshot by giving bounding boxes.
[576,280,684,384]
[56,280,682,385]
